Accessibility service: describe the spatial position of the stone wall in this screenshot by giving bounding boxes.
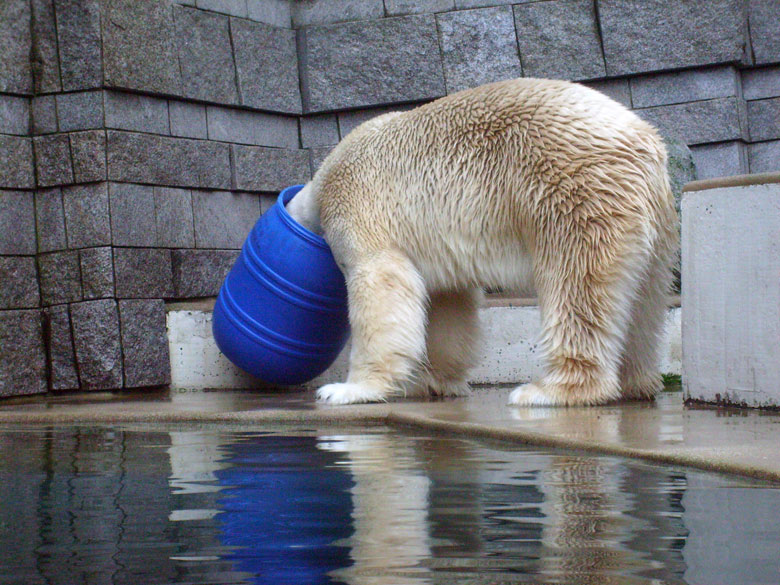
[0,0,778,397]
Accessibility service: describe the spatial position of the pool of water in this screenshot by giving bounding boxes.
[1,425,778,585]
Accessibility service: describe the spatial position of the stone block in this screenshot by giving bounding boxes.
[107,131,232,189]
[113,247,174,298]
[0,191,36,255]
[514,0,604,81]
[104,91,169,134]
[747,98,780,141]
[437,6,523,94]
[119,299,171,388]
[742,66,780,100]
[102,0,182,95]
[0,135,35,189]
[636,97,747,146]
[292,0,384,27]
[299,14,446,112]
[174,6,238,104]
[336,103,419,137]
[231,144,311,192]
[169,100,208,139]
[171,249,239,297]
[109,182,157,246]
[581,79,632,107]
[35,188,67,253]
[0,310,47,397]
[599,0,748,76]
[70,299,123,390]
[30,0,61,93]
[630,67,741,109]
[386,0,455,15]
[31,95,57,135]
[206,106,298,148]
[309,145,335,175]
[55,91,103,131]
[55,0,103,91]
[300,115,339,148]
[44,304,80,390]
[0,257,39,309]
[0,95,30,136]
[62,183,111,248]
[231,18,302,114]
[154,187,195,248]
[192,190,260,249]
[79,246,114,299]
[34,134,73,187]
[748,140,780,173]
[38,250,82,305]
[0,0,33,94]
[749,0,780,65]
[196,0,246,17]
[246,0,291,28]
[70,130,107,183]
[690,141,748,180]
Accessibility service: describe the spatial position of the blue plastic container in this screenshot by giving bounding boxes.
[212,185,350,385]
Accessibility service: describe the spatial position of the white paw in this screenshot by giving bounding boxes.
[507,382,559,407]
[316,383,387,405]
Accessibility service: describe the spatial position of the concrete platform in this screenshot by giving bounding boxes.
[1,386,779,484]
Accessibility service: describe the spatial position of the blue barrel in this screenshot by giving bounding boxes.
[212,185,350,385]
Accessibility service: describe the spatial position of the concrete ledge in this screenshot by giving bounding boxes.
[683,171,780,192]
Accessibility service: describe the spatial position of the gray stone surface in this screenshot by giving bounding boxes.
[34,134,73,187]
[38,250,82,305]
[171,249,239,297]
[246,0,291,27]
[690,141,748,180]
[0,135,35,189]
[309,145,335,175]
[748,140,780,173]
[336,102,418,137]
[231,17,301,114]
[514,0,605,80]
[300,14,446,112]
[109,183,157,247]
[747,98,780,141]
[80,246,114,299]
[749,0,780,65]
[113,248,174,298]
[437,6,523,94]
[169,100,208,139]
[30,0,61,93]
[0,310,47,397]
[55,0,103,91]
[70,130,107,183]
[119,299,171,388]
[665,136,697,212]
[231,144,311,192]
[0,191,36,255]
[104,91,170,134]
[636,97,747,146]
[631,67,741,109]
[70,299,123,390]
[154,187,195,248]
[300,115,339,147]
[102,0,182,95]
[599,0,748,76]
[192,190,260,248]
[45,304,80,390]
[31,95,57,135]
[742,66,780,100]
[174,6,238,104]
[55,91,103,131]
[0,0,33,94]
[292,0,384,26]
[196,0,246,16]
[35,188,67,253]
[63,183,111,248]
[386,0,455,15]
[206,106,299,148]
[455,0,519,7]
[107,131,232,189]
[0,257,39,309]
[0,95,30,136]
[582,79,632,107]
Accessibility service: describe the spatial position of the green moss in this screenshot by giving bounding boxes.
[662,373,682,392]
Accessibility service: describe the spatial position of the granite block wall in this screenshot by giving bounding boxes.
[0,0,778,397]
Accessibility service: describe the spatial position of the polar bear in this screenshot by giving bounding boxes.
[287,78,678,407]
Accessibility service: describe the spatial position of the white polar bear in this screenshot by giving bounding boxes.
[286,78,678,407]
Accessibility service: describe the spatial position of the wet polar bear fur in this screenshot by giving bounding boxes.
[287,78,678,407]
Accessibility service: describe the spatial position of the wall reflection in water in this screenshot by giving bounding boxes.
[0,426,778,585]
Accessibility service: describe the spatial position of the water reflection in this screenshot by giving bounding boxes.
[0,426,778,585]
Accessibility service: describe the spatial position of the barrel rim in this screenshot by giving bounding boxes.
[277,185,331,250]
